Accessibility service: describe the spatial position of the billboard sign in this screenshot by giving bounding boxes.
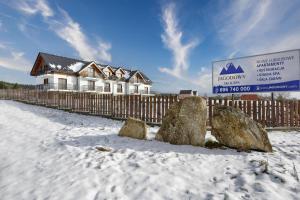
[212,49,300,94]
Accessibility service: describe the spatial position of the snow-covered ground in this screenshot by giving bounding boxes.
[0,100,299,200]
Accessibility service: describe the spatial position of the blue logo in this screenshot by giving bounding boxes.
[220,63,244,75]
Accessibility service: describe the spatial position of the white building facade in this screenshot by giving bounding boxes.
[31,53,152,95]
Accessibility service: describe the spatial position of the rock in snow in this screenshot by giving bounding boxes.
[118,117,147,139]
[211,105,273,152]
[155,96,207,146]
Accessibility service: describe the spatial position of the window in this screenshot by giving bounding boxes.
[134,85,138,93]
[144,87,149,94]
[44,78,48,85]
[88,80,95,91]
[117,84,123,93]
[58,78,67,90]
[88,67,95,77]
[104,83,110,92]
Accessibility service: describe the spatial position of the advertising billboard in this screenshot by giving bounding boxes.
[212,49,300,94]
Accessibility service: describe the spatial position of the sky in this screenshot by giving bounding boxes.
[0,0,300,96]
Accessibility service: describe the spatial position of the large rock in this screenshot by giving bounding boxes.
[155,96,207,146]
[211,105,272,152]
[118,117,147,140]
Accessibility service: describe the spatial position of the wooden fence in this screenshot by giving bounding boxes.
[1,89,300,127]
[0,89,178,125]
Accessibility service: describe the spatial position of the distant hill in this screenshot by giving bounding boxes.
[0,81,35,89]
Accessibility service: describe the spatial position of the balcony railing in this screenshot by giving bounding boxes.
[129,90,150,95]
[80,85,103,92]
[36,84,78,91]
[36,84,103,92]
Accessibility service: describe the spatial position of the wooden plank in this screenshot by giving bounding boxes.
[262,100,266,126]
[290,101,295,127]
[298,100,300,126]
[271,99,276,127]
[257,101,262,124]
[208,98,212,127]
[266,101,271,127]
[153,96,157,123]
[253,101,257,121]
[284,101,288,126]
[280,100,284,126]
[275,100,279,127]
[247,101,251,117]
[134,95,138,118]
[157,96,161,123]
[161,96,165,119]
[145,96,149,122]
[129,95,133,117]
[149,96,153,123]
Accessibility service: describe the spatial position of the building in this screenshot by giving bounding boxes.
[179,90,198,99]
[240,94,260,101]
[30,52,152,95]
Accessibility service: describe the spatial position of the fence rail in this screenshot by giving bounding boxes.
[1,89,300,127]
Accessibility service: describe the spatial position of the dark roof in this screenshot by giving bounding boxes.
[34,52,152,84]
[40,52,89,68]
[127,70,152,84]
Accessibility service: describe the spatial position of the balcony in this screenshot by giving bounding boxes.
[129,90,150,95]
[36,83,78,91]
[36,84,102,92]
[80,85,103,92]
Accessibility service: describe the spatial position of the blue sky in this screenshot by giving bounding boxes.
[0,0,300,94]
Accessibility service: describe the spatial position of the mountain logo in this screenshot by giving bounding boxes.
[220,63,244,75]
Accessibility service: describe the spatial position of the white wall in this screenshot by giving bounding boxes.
[36,74,151,94]
[126,83,151,95]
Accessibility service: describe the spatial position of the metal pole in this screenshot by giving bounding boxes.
[271,92,274,101]
[271,92,274,126]
[231,94,234,106]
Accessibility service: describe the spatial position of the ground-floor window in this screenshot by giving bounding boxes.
[117,84,123,93]
[44,78,48,85]
[144,86,149,94]
[134,85,138,93]
[58,78,67,90]
[88,80,95,91]
[105,83,110,92]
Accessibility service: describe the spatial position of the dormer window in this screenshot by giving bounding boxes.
[88,67,95,77]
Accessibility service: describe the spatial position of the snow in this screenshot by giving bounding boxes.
[0,100,299,200]
[68,62,85,72]
[124,70,131,79]
[49,63,62,70]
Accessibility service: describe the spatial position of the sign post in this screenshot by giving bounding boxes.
[212,49,300,94]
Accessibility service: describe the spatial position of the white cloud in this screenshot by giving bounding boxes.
[0,48,32,71]
[9,0,112,63]
[13,0,54,18]
[159,3,199,78]
[157,3,213,94]
[215,0,300,55]
[48,9,112,62]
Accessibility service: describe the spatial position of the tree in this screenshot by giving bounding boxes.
[12,83,20,89]
[275,92,290,101]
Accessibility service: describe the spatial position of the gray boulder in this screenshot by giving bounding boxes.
[211,105,272,152]
[155,96,207,146]
[118,117,147,140]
